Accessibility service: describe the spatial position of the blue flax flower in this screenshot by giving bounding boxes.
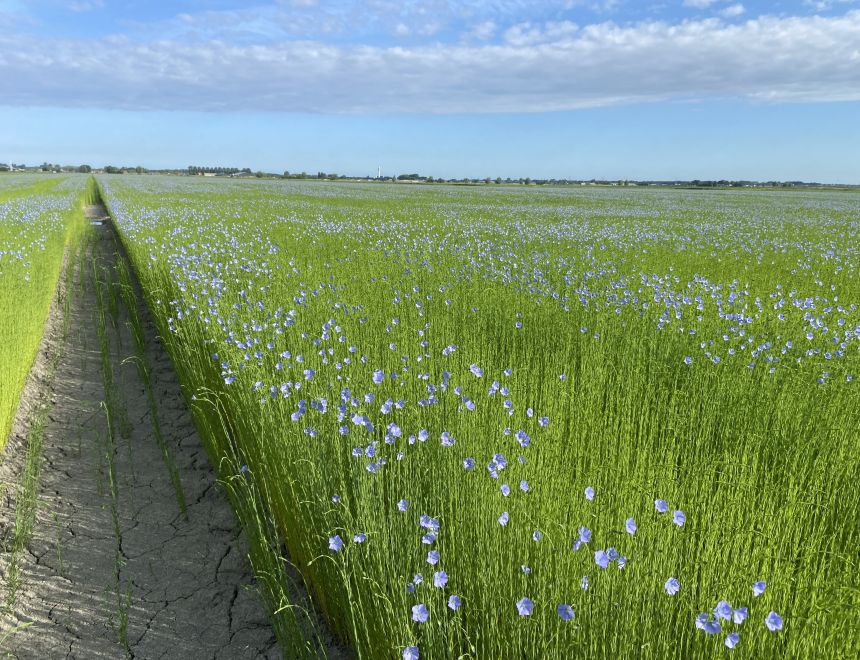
[765,611,783,632]
[714,601,732,620]
[664,577,680,596]
[557,604,574,621]
[411,604,428,623]
[695,613,721,635]
[516,597,534,617]
[328,535,344,552]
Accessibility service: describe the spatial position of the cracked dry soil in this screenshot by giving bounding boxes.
[0,205,280,659]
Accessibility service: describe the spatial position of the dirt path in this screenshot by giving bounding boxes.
[0,205,280,658]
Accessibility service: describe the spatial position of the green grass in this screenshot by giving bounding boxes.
[0,175,89,449]
[2,186,87,611]
[101,176,859,658]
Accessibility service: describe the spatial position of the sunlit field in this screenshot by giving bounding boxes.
[0,175,87,446]
[100,176,859,658]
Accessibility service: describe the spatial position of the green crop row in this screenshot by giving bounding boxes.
[0,175,89,448]
[102,176,859,659]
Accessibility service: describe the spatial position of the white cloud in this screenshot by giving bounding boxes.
[1,11,859,114]
[720,3,745,17]
[67,0,104,11]
[803,0,859,10]
[468,20,497,41]
[505,20,579,46]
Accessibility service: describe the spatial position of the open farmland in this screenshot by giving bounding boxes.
[96,176,859,658]
[0,175,88,445]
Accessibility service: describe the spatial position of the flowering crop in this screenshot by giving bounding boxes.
[101,176,860,658]
[0,174,87,446]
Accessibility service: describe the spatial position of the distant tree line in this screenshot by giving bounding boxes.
[188,166,249,175]
[1,163,850,189]
[103,165,147,174]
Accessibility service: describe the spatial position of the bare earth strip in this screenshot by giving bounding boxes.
[0,205,280,659]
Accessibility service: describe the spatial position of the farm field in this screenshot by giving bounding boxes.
[0,175,89,445]
[97,175,859,659]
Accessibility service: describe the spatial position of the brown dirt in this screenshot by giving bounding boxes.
[0,204,281,658]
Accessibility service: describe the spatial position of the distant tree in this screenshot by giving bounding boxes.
[255,171,264,178]
[135,166,145,174]
[524,177,532,185]
[77,164,92,173]
[283,171,290,178]
[495,177,502,184]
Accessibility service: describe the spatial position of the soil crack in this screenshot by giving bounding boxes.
[0,204,280,658]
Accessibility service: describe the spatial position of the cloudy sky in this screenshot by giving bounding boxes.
[2,0,859,181]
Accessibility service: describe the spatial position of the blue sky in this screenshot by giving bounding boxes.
[1,1,859,181]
